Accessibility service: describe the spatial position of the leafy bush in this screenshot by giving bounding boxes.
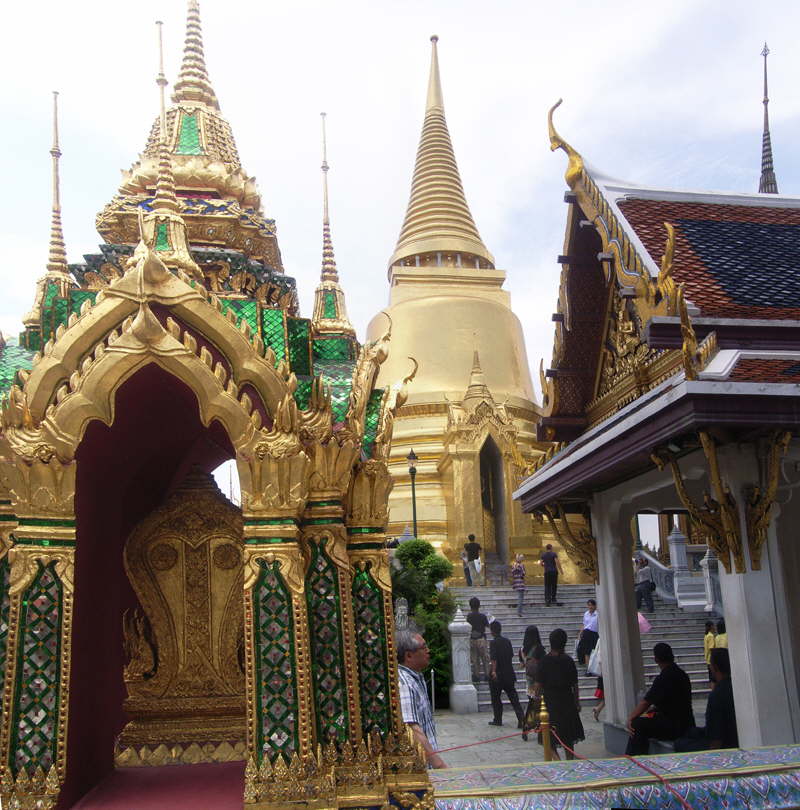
[391,540,455,707]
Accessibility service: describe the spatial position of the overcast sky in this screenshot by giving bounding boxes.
[3,0,799,403]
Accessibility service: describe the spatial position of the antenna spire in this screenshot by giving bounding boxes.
[758,42,778,194]
[46,91,69,277]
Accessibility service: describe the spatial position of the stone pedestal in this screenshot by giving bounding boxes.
[448,608,478,713]
[667,524,689,571]
[700,547,722,614]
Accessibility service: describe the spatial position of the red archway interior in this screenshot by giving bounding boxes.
[60,363,235,808]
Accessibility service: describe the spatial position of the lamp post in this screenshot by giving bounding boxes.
[407,448,418,539]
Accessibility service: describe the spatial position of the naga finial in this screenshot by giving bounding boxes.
[548,99,584,190]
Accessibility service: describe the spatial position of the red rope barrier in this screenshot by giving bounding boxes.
[436,731,521,753]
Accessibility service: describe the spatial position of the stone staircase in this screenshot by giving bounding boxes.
[449,583,715,713]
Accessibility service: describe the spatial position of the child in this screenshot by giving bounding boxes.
[703,621,716,684]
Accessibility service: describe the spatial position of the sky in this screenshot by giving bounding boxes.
[3,0,800,405]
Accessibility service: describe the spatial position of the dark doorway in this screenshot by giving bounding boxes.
[479,436,508,564]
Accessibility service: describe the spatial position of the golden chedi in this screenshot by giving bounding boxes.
[367,37,575,580]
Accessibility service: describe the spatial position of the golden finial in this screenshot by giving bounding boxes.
[388,35,494,270]
[548,99,584,190]
[172,0,220,109]
[151,21,179,214]
[320,111,338,282]
[426,35,444,111]
[46,91,68,276]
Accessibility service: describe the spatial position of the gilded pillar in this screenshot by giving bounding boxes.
[0,451,76,808]
[346,460,402,738]
[302,438,362,744]
[237,443,315,766]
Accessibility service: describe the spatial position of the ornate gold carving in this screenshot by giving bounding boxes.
[745,430,792,570]
[0,763,60,810]
[539,503,597,581]
[118,470,245,762]
[347,460,393,529]
[8,546,74,597]
[115,739,247,768]
[307,439,359,499]
[677,284,699,381]
[392,789,436,810]
[548,99,584,190]
[0,453,75,519]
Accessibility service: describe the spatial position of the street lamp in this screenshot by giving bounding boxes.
[406,448,418,539]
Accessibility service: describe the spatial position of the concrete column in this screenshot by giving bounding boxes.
[448,608,478,713]
[700,547,722,614]
[716,443,796,746]
[592,492,644,753]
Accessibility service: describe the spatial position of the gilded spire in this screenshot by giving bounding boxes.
[312,113,354,337]
[172,0,220,110]
[758,42,778,194]
[46,91,68,276]
[388,35,494,271]
[320,112,338,283]
[462,349,493,409]
[152,21,180,214]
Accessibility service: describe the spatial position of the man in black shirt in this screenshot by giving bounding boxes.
[466,597,490,682]
[540,544,563,606]
[464,534,483,585]
[675,647,738,752]
[626,642,694,755]
[488,620,525,728]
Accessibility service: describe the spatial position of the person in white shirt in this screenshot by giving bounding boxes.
[576,599,599,667]
[635,557,655,612]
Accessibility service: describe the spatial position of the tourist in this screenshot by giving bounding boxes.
[540,543,563,606]
[510,554,526,616]
[715,619,728,649]
[466,596,490,682]
[534,628,585,760]
[587,640,604,722]
[488,620,526,728]
[519,625,546,740]
[625,642,694,755]
[703,621,716,684]
[464,534,483,586]
[576,599,599,668]
[675,648,738,752]
[634,557,655,613]
[460,548,472,586]
[396,630,446,769]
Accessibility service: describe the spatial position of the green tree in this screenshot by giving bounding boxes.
[391,539,455,707]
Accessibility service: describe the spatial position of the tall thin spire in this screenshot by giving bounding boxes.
[462,349,493,409]
[320,112,339,282]
[759,42,778,194]
[172,0,220,110]
[388,35,494,271]
[152,21,179,214]
[46,91,68,276]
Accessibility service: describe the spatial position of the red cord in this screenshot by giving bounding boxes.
[436,731,521,753]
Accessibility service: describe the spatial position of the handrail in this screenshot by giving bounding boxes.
[636,549,676,602]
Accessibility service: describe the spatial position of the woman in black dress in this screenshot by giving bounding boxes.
[534,628,585,759]
[518,625,546,740]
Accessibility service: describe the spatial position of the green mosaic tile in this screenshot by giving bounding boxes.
[305,540,349,742]
[0,339,35,397]
[312,336,355,364]
[286,318,311,376]
[9,561,63,775]
[293,377,313,410]
[261,308,286,363]
[253,560,298,762]
[361,388,385,458]
[352,567,391,736]
[155,222,170,251]
[329,381,352,424]
[0,556,10,709]
[42,282,59,310]
[69,290,97,316]
[175,111,203,155]
[219,298,259,332]
[322,290,337,319]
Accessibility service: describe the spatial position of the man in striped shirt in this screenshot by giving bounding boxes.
[396,630,446,769]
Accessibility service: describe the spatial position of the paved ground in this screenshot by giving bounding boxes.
[433,697,710,767]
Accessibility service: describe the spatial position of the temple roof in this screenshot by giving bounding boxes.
[388,36,494,271]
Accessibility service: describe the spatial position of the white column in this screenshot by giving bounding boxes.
[592,491,644,749]
[717,443,796,746]
[448,608,478,713]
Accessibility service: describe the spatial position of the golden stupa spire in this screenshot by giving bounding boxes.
[46,91,69,277]
[171,0,219,110]
[388,35,494,271]
[320,112,339,283]
[151,21,180,214]
[312,113,354,337]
